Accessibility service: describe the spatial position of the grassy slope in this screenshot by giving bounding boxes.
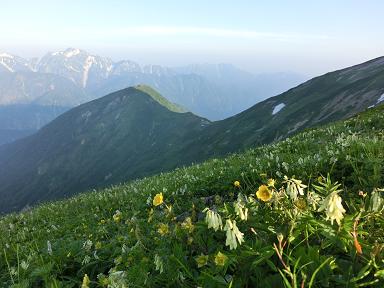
[135,84,188,113]
[0,105,383,287]
[0,87,208,213]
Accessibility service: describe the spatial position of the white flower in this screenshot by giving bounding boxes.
[47,240,52,255]
[82,239,93,251]
[20,260,29,270]
[203,208,223,231]
[223,219,244,250]
[318,192,346,226]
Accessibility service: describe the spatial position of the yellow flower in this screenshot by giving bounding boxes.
[181,217,195,233]
[81,274,90,288]
[113,210,122,223]
[267,178,276,187]
[294,198,307,210]
[256,185,273,202]
[95,242,102,250]
[234,180,241,187]
[157,223,169,236]
[153,193,164,206]
[214,251,228,266]
[195,254,209,268]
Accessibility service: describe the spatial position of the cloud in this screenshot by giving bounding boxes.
[63,26,330,41]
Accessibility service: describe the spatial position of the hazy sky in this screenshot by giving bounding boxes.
[1,0,383,77]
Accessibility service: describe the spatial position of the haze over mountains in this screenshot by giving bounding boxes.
[0,48,305,145]
[0,57,383,213]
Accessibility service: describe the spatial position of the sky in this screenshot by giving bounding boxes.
[0,0,383,77]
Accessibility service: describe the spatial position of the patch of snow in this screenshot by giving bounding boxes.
[272,103,286,115]
[377,93,384,104]
[64,48,81,58]
[0,60,14,72]
[82,56,94,87]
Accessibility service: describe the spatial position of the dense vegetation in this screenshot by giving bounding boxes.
[1,104,383,287]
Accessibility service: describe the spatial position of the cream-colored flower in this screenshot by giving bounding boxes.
[81,274,90,288]
[318,192,346,226]
[234,198,248,221]
[284,176,307,200]
[267,178,276,187]
[203,208,223,231]
[224,219,244,250]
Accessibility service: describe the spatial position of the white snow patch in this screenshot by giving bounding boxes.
[272,103,286,115]
[64,48,81,58]
[82,56,95,87]
[0,60,14,72]
[377,93,384,104]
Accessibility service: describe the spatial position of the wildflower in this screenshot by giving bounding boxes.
[234,197,248,221]
[284,176,307,200]
[113,210,122,223]
[157,223,169,236]
[203,208,223,231]
[154,254,164,273]
[267,178,276,187]
[97,273,109,286]
[195,254,209,268]
[82,255,91,265]
[214,251,228,266]
[234,180,241,187]
[20,260,29,270]
[153,193,164,206]
[294,198,307,210]
[83,239,93,251]
[181,217,195,233]
[224,219,244,250]
[81,274,90,288]
[95,241,102,250]
[100,219,106,224]
[318,192,346,226]
[256,185,273,202]
[108,270,128,287]
[47,240,52,255]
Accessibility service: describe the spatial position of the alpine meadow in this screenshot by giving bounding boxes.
[1,1,384,288]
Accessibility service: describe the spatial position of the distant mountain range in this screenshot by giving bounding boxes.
[0,56,383,213]
[0,48,305,145]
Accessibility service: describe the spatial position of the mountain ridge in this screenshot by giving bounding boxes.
[0,56,383,213]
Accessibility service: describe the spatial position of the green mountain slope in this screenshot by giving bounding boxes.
[0,105,383,287]
[0,87,209,213]
[0,56,384,213]
[194,56,384,155]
